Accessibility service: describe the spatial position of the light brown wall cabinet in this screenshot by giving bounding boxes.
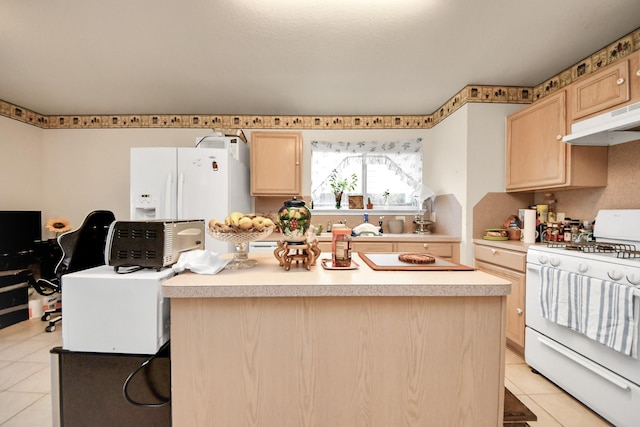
[250,131,302,196]
[568,50,640,123]
[506,90,608,192]
[569,59,630,121]
[475,244,526,353]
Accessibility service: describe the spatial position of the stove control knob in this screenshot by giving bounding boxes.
[577,263,589,274]
[626,273,640,286]
[549,257,561,267]
[607,270,624,282]
[537,255,549,264]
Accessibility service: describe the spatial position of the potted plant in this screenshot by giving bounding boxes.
[366,197,373,209]
[383,189,390,205]
[329,169,358,209]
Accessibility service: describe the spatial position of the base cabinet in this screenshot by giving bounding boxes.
[475,244,526,353]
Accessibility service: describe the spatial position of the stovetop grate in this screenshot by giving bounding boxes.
[618,250,640,259]
[547,242,637,254]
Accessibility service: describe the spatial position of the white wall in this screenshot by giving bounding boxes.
[1,108,518,255]
[0,116,44,210]
[425,103,523,264]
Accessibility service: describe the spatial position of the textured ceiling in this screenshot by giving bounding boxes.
[1,0,639,117]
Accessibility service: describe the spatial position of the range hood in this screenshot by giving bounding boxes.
[562,101,640,146]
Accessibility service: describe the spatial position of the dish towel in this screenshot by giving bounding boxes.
[540,266,639,358]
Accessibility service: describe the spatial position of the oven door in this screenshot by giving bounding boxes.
[526,261,640,386]
[525,327,640,427]
[526,260,640,427]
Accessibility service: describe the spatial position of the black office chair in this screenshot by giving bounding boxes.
[31,210,115,332]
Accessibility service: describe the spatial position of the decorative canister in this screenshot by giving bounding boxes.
[277,196,311,243]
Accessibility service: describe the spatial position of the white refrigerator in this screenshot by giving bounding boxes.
[130,137,251,254]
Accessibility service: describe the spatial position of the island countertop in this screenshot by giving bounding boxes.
[162,253,510,298]
[167,252,510,426]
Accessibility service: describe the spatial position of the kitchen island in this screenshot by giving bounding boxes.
[162,253,510,426]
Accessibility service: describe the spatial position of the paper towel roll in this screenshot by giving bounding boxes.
[523,209,537,243]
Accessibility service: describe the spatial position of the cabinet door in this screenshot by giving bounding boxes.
[570,59,630,121]
[250,132,302,196]
[630,51,640,101]
[476,260,526,351]
[506,91,567,191]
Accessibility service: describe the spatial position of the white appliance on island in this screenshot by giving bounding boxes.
[525,209,640,427]
[130,135,251,254]
[62,265,173,355]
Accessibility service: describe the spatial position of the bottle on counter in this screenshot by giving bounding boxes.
[332,227,352,267]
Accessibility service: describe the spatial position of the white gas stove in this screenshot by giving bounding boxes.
[525,209,640,427]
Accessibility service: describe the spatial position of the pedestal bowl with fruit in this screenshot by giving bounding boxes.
[208,212,275,269]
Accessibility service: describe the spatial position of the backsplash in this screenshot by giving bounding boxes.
[535,140,640,221]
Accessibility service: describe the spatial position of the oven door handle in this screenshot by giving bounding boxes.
[538,336,631,391]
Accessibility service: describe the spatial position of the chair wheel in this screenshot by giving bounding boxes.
[41,313,51,322]
[45,325,56,333]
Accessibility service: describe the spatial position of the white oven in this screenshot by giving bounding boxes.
[525,209,640,427]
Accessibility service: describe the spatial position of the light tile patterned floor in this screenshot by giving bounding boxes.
[0,319,614,426]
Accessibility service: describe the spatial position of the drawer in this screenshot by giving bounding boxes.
[474,245,526,272]
[395,242,453,258]
[352,242,394,253]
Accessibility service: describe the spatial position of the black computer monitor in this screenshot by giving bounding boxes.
[0,210,42,255]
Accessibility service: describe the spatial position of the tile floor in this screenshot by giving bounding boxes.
[0,318,613,426]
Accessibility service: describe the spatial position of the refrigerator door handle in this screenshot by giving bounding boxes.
[177,172,185,218]
[165,173,173,218]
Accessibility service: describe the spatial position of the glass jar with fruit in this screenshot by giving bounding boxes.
[277,196,311,243]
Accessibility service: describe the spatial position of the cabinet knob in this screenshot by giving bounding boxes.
[616,77,625,85]
[423,243,429,249]
[556,134,563,140]
[516,308,523,315]
[491,249,497,254]
[636,70,640,77]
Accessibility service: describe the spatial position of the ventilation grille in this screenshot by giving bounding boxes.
[115,228,158,240]
[113,249,158,260]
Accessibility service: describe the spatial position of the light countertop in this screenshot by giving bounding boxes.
[162,253,510,299]
[266,232,460,243]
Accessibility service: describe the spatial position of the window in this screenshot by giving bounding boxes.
[311,139,423,209]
